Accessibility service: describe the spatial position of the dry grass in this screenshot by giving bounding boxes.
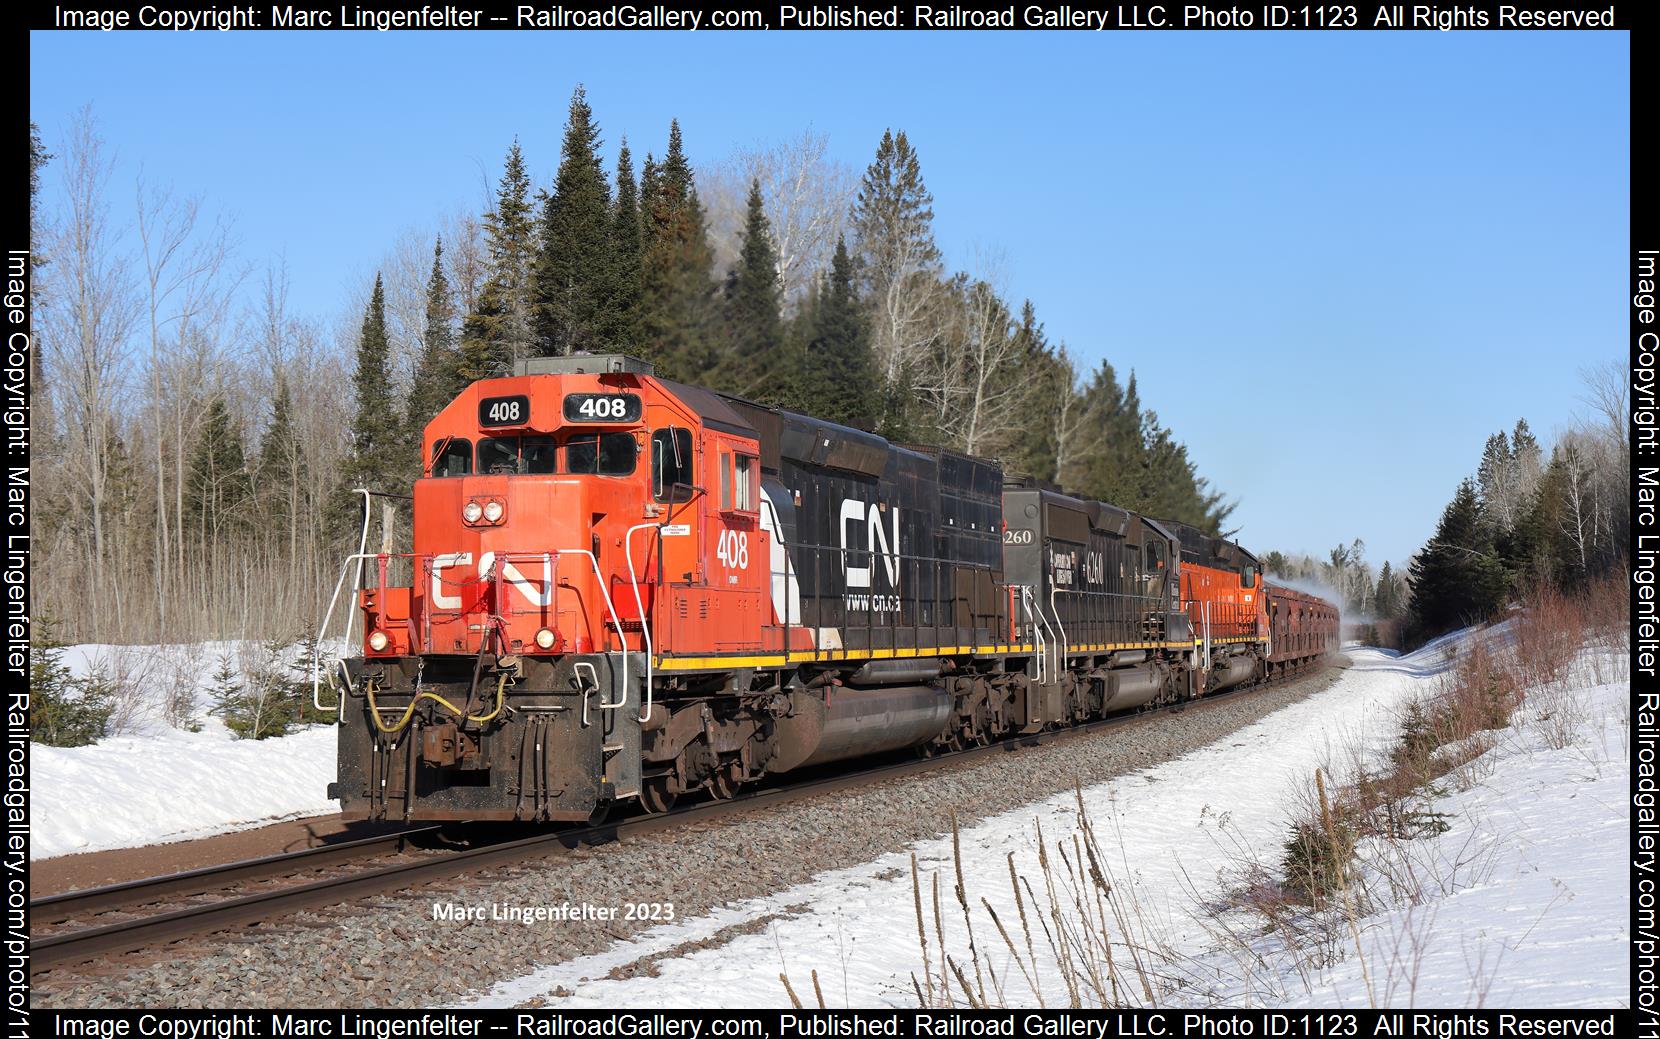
[898,790,1180,1009]
[1209,579,1613,1005]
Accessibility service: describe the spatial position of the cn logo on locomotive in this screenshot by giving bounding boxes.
[838,497,901,591]
[428,551,552,610]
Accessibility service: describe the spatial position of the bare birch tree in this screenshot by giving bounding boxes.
[136,179,238,634]
[706,130,855,307]
[39,111,141,626]
[1050,344,1085,479]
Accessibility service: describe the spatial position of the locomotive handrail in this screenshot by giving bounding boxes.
[349,488,374,651]
[313,550,385,716]
[1037,590,1061,678]
[312,489,403,717]
[1021,587,1055,685]
[1049,586,1070,671]
[1203,601,1212,671]
[1019,588,1036,682]
[623,522,660,724]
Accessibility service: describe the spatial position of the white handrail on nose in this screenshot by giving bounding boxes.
[311,489,377,717]
[623,522,660,724]
[315,550,391,716]
[562,548,631,710]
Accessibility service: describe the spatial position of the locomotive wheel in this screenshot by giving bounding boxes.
[707,762,742,800]
[639,777,678,815]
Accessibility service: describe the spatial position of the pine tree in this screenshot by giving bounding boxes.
[186,393,252,541]
[1520,453,1570,587]
[460,140,536,372]
[1063,362,1146,508]
[1475,430,1511,512]
[256,370,300,537]
[717,179,787,398]
[993,301,1062,481]
[607,139,643,351]
[534,85,614,356]
[210,643,305,741]
[30,615,112,747]
[1373,560,1393,619]
[1476,419,1544,536]
[341,275,396,518]
[1406,479,1508,643]
[459,283,509,382]
[406,237,465,477]
[851,129,943,397]
[29,122,50,246]
[640,121,718,381]
[796,236,877,428]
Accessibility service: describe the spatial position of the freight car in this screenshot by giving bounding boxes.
[317,354,1338,823]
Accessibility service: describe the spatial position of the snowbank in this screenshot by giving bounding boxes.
[1224,647,1629,1007]
[31,640,341,861]
[31,725,338,860]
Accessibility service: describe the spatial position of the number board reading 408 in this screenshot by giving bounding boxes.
[563,393,641,423]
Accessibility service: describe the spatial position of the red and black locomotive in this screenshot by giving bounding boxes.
[320,354,1338,822]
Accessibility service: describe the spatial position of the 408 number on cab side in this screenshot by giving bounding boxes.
[716,529,749,570]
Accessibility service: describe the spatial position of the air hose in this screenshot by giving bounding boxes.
[363,671,508,734]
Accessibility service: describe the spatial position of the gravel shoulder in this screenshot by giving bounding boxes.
[34,665,1344,1009]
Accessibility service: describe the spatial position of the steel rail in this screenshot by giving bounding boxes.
[31,826,445,925]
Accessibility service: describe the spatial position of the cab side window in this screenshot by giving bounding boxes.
[651,427,694,501]
[1144,540,1167,592]
[735,454,757,512]
[715,449,757,512]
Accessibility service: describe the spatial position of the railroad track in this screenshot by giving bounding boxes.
[30,667,1328,975]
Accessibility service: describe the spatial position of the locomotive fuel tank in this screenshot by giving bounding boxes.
[767,684,953,772]
[1207,650,1258,692]
[1099,663,1166,711]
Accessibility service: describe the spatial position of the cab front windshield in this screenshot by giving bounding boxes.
[433,432,638,477]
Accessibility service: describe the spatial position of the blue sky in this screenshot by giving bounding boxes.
[29,30,1628,565]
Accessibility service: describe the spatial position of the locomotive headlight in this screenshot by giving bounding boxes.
[483,500,504,523]
[462,501,483,523]
[534,627,557,650]
[368,630,390,652]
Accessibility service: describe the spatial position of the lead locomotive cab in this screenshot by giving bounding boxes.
[332,353,752,823]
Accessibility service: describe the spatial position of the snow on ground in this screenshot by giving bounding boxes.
[460,625,1627,1010]
[31,725,338,860]
[1211,645,1630,1008]
[31,641,341,860]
